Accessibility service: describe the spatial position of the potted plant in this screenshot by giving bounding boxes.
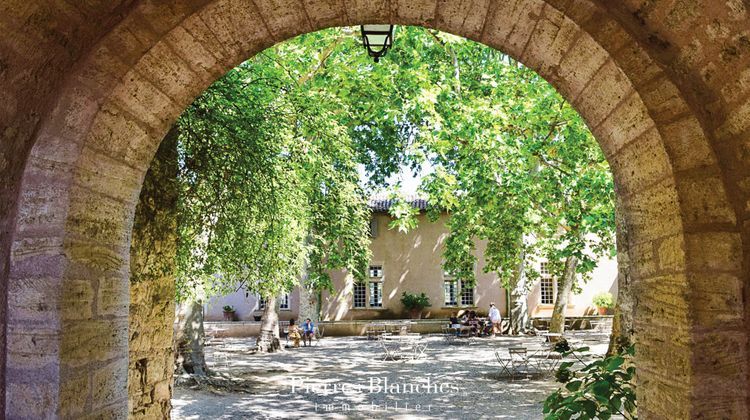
[592,292,614,315]
[222,305,236,321]
[401,292,431,319]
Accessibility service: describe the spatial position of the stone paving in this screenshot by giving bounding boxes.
[173,332,609,419]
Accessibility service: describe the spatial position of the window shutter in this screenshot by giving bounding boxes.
[370,218,378,237]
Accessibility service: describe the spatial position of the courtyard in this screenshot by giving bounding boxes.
[173,333,609,419]
[3,1,750,418]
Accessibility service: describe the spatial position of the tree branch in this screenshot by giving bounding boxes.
[298,36,346,85]
[428,30,461,96]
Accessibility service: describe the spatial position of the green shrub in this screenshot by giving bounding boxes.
[400,292,431,310]
[222,305,235,312]
[592,292,614,309]
[543,344,637,420]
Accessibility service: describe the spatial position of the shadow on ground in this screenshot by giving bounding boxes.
[172,332,609,419]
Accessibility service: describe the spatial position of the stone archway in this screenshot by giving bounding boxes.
[2,1,748,418]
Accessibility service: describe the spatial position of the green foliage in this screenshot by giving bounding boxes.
[171,25,614,307]
[592,292,615,309]
[279,26,616,290]
[222,305,235,312]
[400,292,432,310]
[387,194,421,233]
[544,344,637,420]
[174,34,372,302]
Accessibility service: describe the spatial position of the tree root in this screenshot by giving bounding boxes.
[174,372,259,395]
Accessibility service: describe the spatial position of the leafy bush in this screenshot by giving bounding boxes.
[543,343,637,420]
[222,305,235,312]
[592,292,614,309]
[400,292,431,310]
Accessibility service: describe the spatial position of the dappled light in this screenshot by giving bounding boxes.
[173,333,609,418]
[2,0,748,417]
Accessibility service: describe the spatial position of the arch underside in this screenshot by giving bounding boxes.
[3,0,749,418]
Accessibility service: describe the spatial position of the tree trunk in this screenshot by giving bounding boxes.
[549,256,578,334]
[607,192,634,356]
[298,284,319,323]
[255,296,281,352]
[174,299,208,376]
[509,250,530,334]
[298,265,319,323]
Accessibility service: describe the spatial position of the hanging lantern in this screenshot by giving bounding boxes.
[360,24,394,63]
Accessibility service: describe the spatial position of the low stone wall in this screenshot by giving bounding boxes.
[205,321,262,338]
[206,316,612,340]
[206,319,450,338]
[320,319,448,336]
[530,316,613,331]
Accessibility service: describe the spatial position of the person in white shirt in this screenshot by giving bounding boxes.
[488,303,502,336]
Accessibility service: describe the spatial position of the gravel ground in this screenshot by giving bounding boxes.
[172,332,609,419]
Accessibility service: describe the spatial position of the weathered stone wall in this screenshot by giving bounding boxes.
[0,3,138,413]
[2,1,750,418]
[128,129,179,419]
[608,187,634,355]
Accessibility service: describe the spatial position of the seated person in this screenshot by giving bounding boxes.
[467,311,479,335]
[449,312,460,328]
[287,319,301,348]
[302,318,315,346]
[448,312,461,336]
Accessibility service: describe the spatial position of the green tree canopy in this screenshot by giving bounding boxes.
[264,27,615,288]
[174,57,371,301]
[173,25,615,315]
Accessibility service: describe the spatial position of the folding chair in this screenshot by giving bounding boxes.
[509,347,531,380]
[444,325,464,345]
[313,326,324,346]
[530,344,562,378]
[495,350,512,377]
[410,337,428,360]
[380,337,400,361]
[279,321,290,344]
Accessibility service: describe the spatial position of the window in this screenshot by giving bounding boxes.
[444,280,458,306]
[540,278,554,304]
[369,282,383,307]
[443,267,457,306]
[353,283,366,308]
[460,284,474,306]
[257,296,267,311]
[369,218,378,237]
[540,262,551,277]
[369,265,383,278]
[279,293,290,310]
[540,262,554,304]
[444,266,473,307]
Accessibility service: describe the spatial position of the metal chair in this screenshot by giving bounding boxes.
[530,344,563,378]
[495,350,512,377]
[313,326,324,346]
[379,336,401,361]
[508,347,532,380]
[442,325,457,343]
[279,320,290,344]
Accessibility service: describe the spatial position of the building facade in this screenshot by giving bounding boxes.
[205,198,617,322]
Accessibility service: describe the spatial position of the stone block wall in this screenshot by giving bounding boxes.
[3,0,750,417]
[128,129,179,419]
